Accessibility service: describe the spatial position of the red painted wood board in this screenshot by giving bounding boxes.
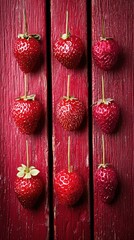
[92,0,134,239]
[0,0,49,239]
[1,0,134,239]
[51,0,90,239]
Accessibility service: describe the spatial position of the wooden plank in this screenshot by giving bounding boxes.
[92,0,134,239]
[51,1,90,239]
[0,0,49,239]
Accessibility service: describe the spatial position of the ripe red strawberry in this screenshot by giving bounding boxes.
[13,34,41,73]
[14,164,44,208]
[95,165,118,203]
[92,38,119,70]
[12,95,43,134]
[93,98,120,134]
[54,169,84,206]
[56,96,86,131]
[53,34,84,69]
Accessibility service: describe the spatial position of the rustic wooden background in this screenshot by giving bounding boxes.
[0,0,49,239]
[0,0,133,240]
[92,1,134,240]
[51,0,90,239]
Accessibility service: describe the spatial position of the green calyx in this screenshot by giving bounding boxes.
[18,33,41,40]
[98,163,109,169]
[92,98,113,106]
[63,96,77,101]
[16,94,36,101]
[61,32,70,40]
[100,37,113,41]
[96,98,113,105]
[17,164,40,179]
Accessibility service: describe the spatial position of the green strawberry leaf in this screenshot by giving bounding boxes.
[17,166,24,171]
[30,169,40,176]
[18,33,41,40]
[16,94,36,101]
[21,164,27,168]
[24,172,31,179]
[17,164,40,178]
[17,171,25,178]
[29,166,36,170]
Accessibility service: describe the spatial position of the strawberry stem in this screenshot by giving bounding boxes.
[26,140,29,169]
[61,10,70,39]
[23,7,28,35]
[66,10,69,36]
[102,75,105,103]
[102,134,105,166]
[68,136,71,173]
[67,75,70,98]
[24,74,28,98]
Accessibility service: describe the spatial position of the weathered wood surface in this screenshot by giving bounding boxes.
[92,0,134,239]
[0,0,49,239]
[0,0,134,239]
[51,0,90,239]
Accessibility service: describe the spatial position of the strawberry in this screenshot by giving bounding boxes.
[93,98,120,134]
[95,164,118,203]
[92,37,119,70]
[53,34,84,69]
[54,169,84,206]
[14,164,44,208]
[13,34,41,73]
[56,96,86,131]
[53,11,84,68]
[12,94,43,135]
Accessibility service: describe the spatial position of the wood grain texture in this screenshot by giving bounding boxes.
[92,0,134,239]
[51,0,90,239]
[0,0,49,239]
[1,0,134,239]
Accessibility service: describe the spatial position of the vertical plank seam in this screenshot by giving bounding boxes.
[86,0,94,239]
[46,0,54,239]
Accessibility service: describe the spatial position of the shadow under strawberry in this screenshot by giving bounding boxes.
[32,184,46,211]
[110,180,121,204]
[111,110,122,134]
[76,113,87,133]
[76,52,87,70]
[34,109,45,135]
[111,48,126,72]
[71,184,88,208]
[31,51,45,74]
